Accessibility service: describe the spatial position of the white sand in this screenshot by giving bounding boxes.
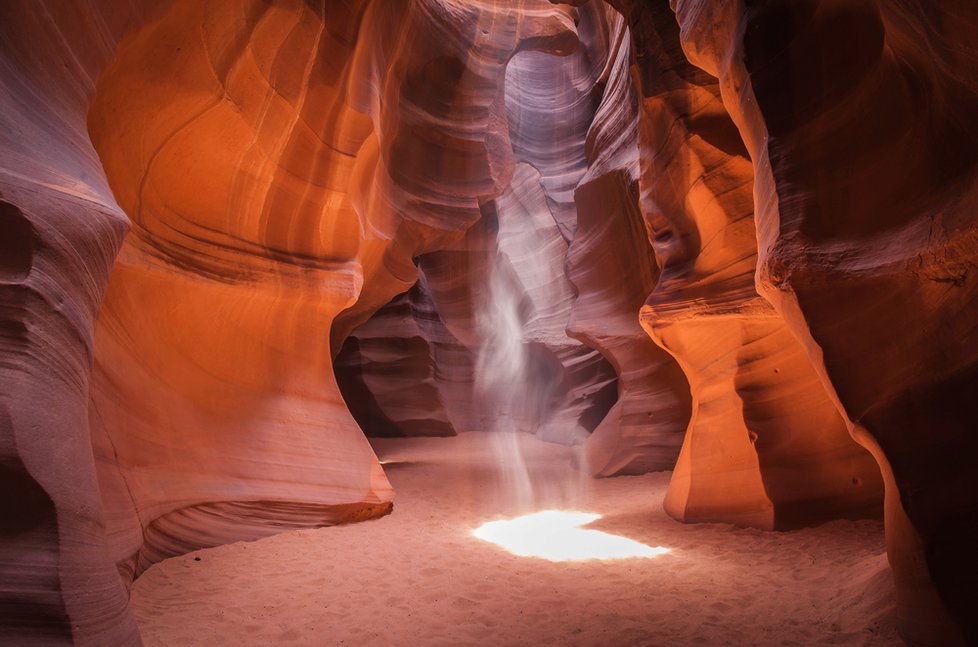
[132,432,900,646]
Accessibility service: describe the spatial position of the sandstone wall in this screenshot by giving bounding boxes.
[607,0,883,531]
[1,1,584,644]
[670,0,978,642]
[4,0,974,644]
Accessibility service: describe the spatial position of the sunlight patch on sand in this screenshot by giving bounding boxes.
[473,510,670,562]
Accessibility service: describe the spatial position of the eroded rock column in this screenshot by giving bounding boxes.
[608,0,883,529]
[670,0,978,642]
[88,0,393,579]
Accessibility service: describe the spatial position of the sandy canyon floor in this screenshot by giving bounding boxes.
[132,432,900,646]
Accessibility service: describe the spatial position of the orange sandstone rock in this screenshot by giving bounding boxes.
[609,0,883,529]
[672,0,978,642]
[3,0,975,644]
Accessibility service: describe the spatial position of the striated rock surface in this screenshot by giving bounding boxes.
[469,3,623,444]
[1,0,585,644]
[479,163,619,443]
[335,277,459,438]
[340,3,647,447]
[569,171,692,476]
[85,0,591,582]
[566,7,692,476]
[0,2,157,644]
[86,0,394,584]
[610,0,883,529]
[4,0,977,644]
[329,0,580,351]
[670,0,978,642]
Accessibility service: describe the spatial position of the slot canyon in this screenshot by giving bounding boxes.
[1,0,976,645]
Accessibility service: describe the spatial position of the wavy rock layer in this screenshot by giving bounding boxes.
[608,0,883,529]
[0,2,155,644]
[86,0,591,581]
[335,278,459,438]
[2,0,974,644]
[487,4,622,445]
[337,3,690,466]
[86,0,395,586]
[671,0,978,643]
[1,0,584,644]
[569,171,692,475]
[567,9,692,476]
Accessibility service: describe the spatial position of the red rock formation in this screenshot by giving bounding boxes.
[0,2,156,644]
[335,278,459,438]
[564,7,693,475]
[483,163,620,443]
[670,0,978,643]
[606,0,883,529]
[339,3,659,449]
[569,172,692,476]
[3,0,975,644]
[86,0,394,583]
[1,0,585,643]
[85,0,592,573]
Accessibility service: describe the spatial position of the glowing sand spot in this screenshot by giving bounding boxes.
[472,510,670,562]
